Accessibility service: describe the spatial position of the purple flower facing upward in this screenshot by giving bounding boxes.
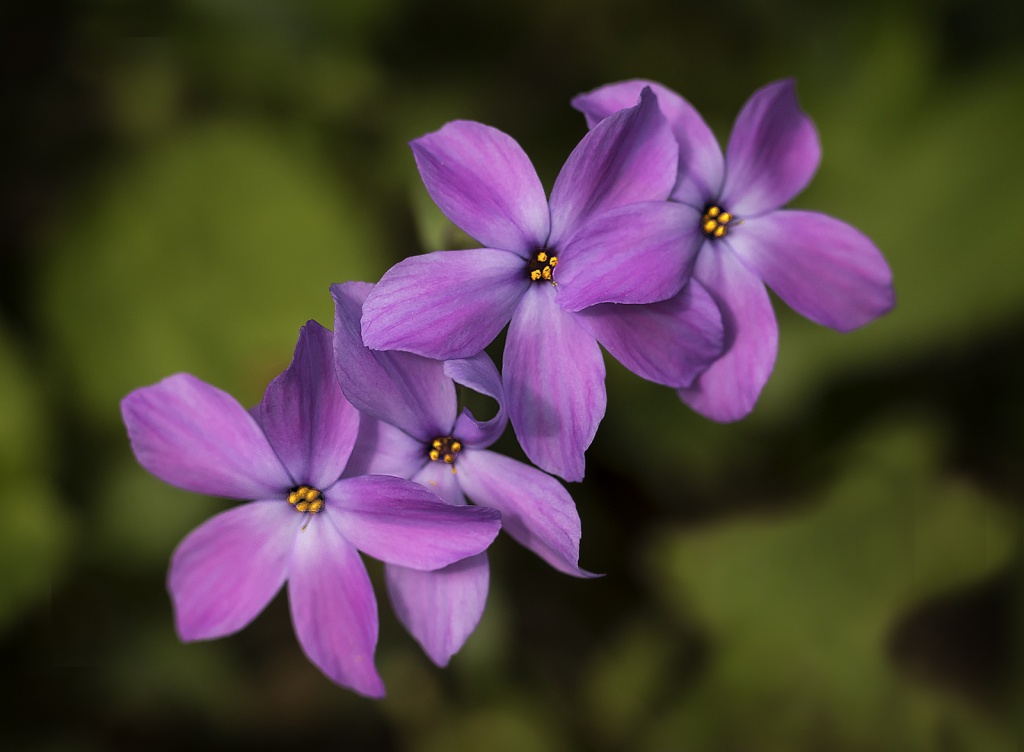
[360,88,724,481]
[573,79,896,421]
[120,321,501,698]
[335,281,596,666]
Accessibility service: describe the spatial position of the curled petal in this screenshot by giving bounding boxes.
[343,415,427,480]
[327,476,500,570]
[678,245,778,422]
[728,210,895,331]
[445,352,508,449]
[333,281,457,441]
[361,249,528,360]
[549,86,678,247]
[122,373,291,499]
[261,321,359,490]
[289,515,384,697]
[457,449,596,577]
[571,79,724,207]
[578,279,725,388]
[504,284,606,482]
[410,120,550,255]
[412,459,468,507]
[385,552,489,668]
[720,79,821,217]
[169,500,299,641]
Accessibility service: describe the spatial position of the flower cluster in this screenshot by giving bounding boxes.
[121,78,893,698]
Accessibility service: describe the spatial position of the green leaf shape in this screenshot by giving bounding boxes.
[647,420,1016,751]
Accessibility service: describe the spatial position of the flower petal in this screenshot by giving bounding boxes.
[122,373,291,499]
[457,449,596,577]
[412,459,468,507]
[385,552,489,668]
[343,415,427,479]
[549,86,678,247]
[289,514,384,697]
[504,284,606,482]
[260,321,359,490]
[571,79,724,207]
[577,279,725,388]
[169,500,299,641]
[728,210,895,331]
[327,476,500,570]
[554,201,703,311]
[677,245,778,422]
[361,249,529,359]
[333,282,457,441]
[410,120,550,255]
[445,352,508,449]
[720,78,821,217]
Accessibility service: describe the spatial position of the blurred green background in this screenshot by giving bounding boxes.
[1,0,1023,749]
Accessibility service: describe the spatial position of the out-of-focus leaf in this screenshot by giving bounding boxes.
[414,700,565,752]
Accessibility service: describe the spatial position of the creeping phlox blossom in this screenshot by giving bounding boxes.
[120,321,501,697]
[334,282,595,666]
[572,79,895,421]
[360,87,725,482]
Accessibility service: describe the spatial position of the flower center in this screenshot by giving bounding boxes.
[526,249,558,282]
[288,485,325,513]
[701,205,733,239]
[429,435,462,464]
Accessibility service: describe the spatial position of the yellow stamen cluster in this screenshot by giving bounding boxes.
[701,206,733,238]
[527,249,558,282]
[288,485,325,513]
[429,435,462,465]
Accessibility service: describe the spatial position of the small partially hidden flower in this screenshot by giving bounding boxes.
[120,321,501,698]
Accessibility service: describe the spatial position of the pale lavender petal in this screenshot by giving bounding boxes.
[361,249,529,359]
[169,500,299,641]
[333,282,457,441]
[342,415,427,479]
[260,321,359,490]
[678,245,778,422]
[122,373,291,499]
[289,514,384,697]
[549,86,678,247]
[326,476,500,570]
[385,552,489,667]
[503,284,606,482]
[720,79,821,217]
[728,210,895,331]
[554,201,703,311]
[412,459,467,507]
[411,120,550,255]
[571,79,724,207]
[457,449,596,577]
[577,279,725,388]
[445,352,507,449]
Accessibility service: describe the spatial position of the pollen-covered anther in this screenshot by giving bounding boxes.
[428,435,462,465]
[701,206,733,239]
[288,485,325,513]
[526,249,559,283]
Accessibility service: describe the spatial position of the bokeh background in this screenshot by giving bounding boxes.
[2,0,1023,749]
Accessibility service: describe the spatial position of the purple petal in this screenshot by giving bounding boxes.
[554,201,703,311]
[385,552,489,667]
[289,514,384,697]
[361,249,529,359]
[445,352,508,449]
[412,459,468,506]
[260,321,359,490]
[457,449,596,577]
[168,500,299,641]
[327,476,500,570]
[720,79,821,217]
[410,120,550,255]
[577,279,725,388]
[333,282,457,441]
[728,210,895,331]
[504,284,606,482]
[571,79,724,207]
[122,373,291,499]
[343,415,427,479]
[677,245,778,422]
[549,86,678,247]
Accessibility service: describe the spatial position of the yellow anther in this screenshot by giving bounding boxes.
[288,484,326,514]
[706,206,720,217]
[537,251,548,262]
[309,499,324,513]
[703,220,718,233]
[432,438,443,449]
[549,256,558,266]
[451,441,461,452]
[719,212,732,223]
[542,267,552,280]
[295,501,310,512]
[530,269,542,281]
[429,449,440,461]
[714,225,726,237]
[443,453,454,463]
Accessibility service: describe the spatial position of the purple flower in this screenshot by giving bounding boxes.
[334,281,596,666]
[360,88,724,481]
[120,321,501,697]
[572,79,896,421]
